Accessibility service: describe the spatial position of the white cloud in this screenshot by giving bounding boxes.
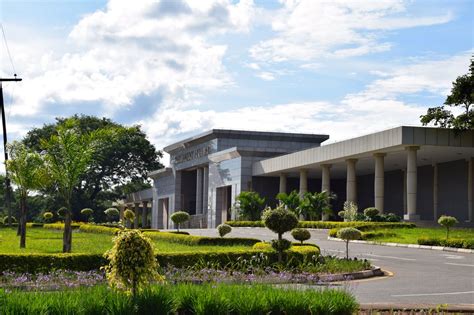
[250,0,453,63]
[255,71,276,81]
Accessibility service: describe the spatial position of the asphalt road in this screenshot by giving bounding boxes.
[182,227,474,305]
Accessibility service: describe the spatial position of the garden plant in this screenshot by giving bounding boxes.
[337,227,362,259]
[217,223,232,237]
[438,215,459,240]
[170,211,190,232]
[235,191,266,220]
[291,228,311,244]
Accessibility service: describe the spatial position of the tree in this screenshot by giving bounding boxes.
[6,141,47,248]
[300,191,335,221]
[291,228,311,244]
[276,190,302,217]
[23,115,163,222]
[337,227,362,259]
[421,58,474,131]
[217,223,232,237]
[41,118,109,252]
[170,211,190,232]
[438,215,458,240]
[235,191,266,221]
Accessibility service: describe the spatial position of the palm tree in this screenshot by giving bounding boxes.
[6,141,48,248]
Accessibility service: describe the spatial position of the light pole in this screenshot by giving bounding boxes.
[0,76,22,226]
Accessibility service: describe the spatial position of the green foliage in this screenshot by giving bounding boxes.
[276,190,301,216]
[418,237,474,249]
[217,223,232,237]
[43,223,81,230]
[0,283,358,315]
[363,207,380,221]
[420,58,473,131]
[291,228,311,244]
[57,207,67,217]
[300,191,335,220]
[80,208,94,217]
[226,220,265,227]
[123,209,135,224]
[79,224,120,235]
[235,191,266,221]
[2,216,16,224]
[227,220,415,230]
[263,205,299,239]
[170,211,190,232]
[341,201,358,221]
[271,238,292,252]
[142,231,260,247]
[104,230,161,296]
[438,215,459,240]
[104,207,120,221]
[43,212,53,222]
[338,210,345,219]
[337,227,362,259]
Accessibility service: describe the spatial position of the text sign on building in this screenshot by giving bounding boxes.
[172,145,212,165]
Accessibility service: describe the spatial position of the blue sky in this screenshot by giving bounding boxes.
[0,0,473,164]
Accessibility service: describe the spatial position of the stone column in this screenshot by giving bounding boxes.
[321,164,331,221]
[134,203,140,228]
[203,166,209,215]
[142,201,148,228]
[433,164,438,221]
[404,146,420,221]
[196,167,203,214]
[299,169,308,197]
[468,158,473,222]
[346,159,358,203]
[374,153,386,213]
[279,173,287,194]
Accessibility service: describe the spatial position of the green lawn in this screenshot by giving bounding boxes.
[0,228,252,254]
[365,227,474,244]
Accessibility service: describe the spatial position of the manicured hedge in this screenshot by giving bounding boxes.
[0,283,358,315]
[79,224,120,235]
[227,220,416,230]
[26,223,44,228]
[43,223,82,230]
[418,237,474,249]
[0,247,319,273]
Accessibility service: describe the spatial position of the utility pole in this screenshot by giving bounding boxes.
[0,76,22,226]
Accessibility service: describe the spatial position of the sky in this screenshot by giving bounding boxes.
[0,0,473,166]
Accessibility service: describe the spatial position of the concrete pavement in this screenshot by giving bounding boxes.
[182,227,474,305]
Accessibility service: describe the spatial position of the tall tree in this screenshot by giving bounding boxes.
[23,115,163,221]
[41,118,110,252]
[420,58,474,131]
[6,141,47,248]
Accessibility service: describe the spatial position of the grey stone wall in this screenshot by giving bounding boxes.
[438,159,468,221]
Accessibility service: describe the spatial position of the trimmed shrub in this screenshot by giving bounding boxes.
[291,228,311,244]
[217,224,232,238]
[43,223,81,230]
[25,223,44,228]
[337,211,345,220]
[418,237,474,249]
[123,209,135,224]
[2,216,16,224]
[226,220,265,227]
[361,231,397,240]
[43,212,54,221]
[166,231,190,235]
[363,207,379,221]
[143,231,260,247]
[79,224,120,235]
[235,191,266,221]
[342,201,358,222]
[57,207,67,217]
[438,215,459,240]
[337,227,362,259]
[104,230,161,296]
[271,239,292,253]
[170,211,190,232]
[104,207,120,221]
[228,220,415,230]
[80,208,94,217]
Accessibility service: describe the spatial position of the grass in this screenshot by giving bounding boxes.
[0,228,251,254]
[0,283,357,314]
[362,227,474,244]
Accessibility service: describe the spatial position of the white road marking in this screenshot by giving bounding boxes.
[364,253,416,261]
[445,263,474,267]
[443,254,465,260]
[393,291,474,297]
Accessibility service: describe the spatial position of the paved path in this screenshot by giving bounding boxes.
[182,227,474,305]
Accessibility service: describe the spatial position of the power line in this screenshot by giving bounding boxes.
[0,23,17,76]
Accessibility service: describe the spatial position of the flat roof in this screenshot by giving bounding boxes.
[163,129,329,153]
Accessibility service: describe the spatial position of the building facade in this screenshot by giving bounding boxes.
[126,126,474,229]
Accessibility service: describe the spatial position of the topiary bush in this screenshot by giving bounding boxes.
[170,211,190,232]
[103,230,162,297]
[262,205,299,263]
[123,209,135,227]
[2,216,16,224]
[217,224,232,238]
[57,207,67,218]
[438,215,458,240]
[271,239,292,253]
[81,208,94,222]
[337,227,362,259]
[291,228,311,244]
[363,207,379,221]
[104,208,120,222]
[43,212,54,223]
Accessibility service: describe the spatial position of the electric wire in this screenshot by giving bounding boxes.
[0,23,17,76]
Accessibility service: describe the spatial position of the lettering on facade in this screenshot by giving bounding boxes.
[172,145,211,164]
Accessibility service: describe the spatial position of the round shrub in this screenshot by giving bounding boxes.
[2,216,16,224]
[81,208,94,217]
[104,230,161,296]
[123,209,135,226]
[43,212,53,221]
[252,242,272,250]
[57,207,67,217]
[271,238,292,252]
[262,205,299,240]
[291,228,311,244]
[438,215,459,240]
[170,211,190,232]
[104,208,120,221]
[338,210,345,219]
[217,223,232,238]
[337,227,362,259]
[363,207,379,221]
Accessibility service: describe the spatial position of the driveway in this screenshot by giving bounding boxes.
[181,227,474,305]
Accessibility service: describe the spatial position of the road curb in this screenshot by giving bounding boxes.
[319,266,384,282]
[359,303,474,313]
[327,237,474,254]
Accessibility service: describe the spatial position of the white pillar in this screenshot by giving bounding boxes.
[321,164,331,192]
[374,153,386,213]
[299,169,308,197]
[468,158,473,222]
[346,159,358,203]
[433,163,438,221]
[404,146,420,221]
[279,173,287,194]
[202,166,209,215]
[196,167,203,214]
